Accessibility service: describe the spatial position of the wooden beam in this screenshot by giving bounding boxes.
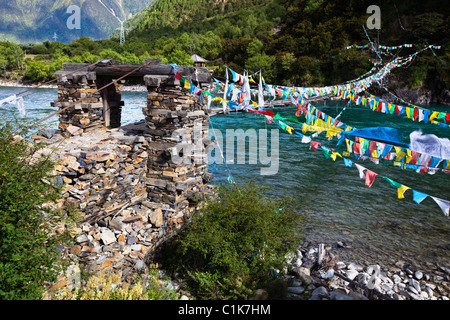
[61,62,212,84]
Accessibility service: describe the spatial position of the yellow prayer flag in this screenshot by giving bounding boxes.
[405,107,411,119]
[397,185,411,199]
[331,152,342,161]
[430,111,439,121]
[184,81,191,90]
[371,150,377,158]
[286,125,294,134]
[405,150,412,163]
[302,123,309,134]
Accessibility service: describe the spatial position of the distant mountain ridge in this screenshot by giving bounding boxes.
[0,0,154,44]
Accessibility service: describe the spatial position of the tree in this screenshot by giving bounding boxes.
[24,60,51,81]
[0,116,76,299]
[0,54,7,76]
[0,42,25,70]
[167,49,193,66]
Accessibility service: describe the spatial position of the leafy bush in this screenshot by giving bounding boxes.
[158,180,304,299]
[0,116,76,299]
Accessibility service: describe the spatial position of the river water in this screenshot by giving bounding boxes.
[1,86,449,274]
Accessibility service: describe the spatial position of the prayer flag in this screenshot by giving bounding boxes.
[355,163,367,179]
[365,169,378,187]
[431,197,450,216]
[397,185,411,199]
[412,190,429,204]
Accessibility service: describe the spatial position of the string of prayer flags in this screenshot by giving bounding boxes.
[253,107,450,216]
[347,91,450,128]
[331,154,449,216]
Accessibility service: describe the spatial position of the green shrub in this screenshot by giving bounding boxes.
[159,180,304,300]
[0,116,75,299]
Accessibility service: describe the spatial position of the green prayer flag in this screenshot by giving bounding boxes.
[321,146,332,159]
[382,176,402,188]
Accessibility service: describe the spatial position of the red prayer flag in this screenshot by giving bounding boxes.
[354,142,361,155]
[295,102,308,117]
[311,141,321,151]
[248,109,275,118]
[365,170,378,187]
[413,108,419,121]
[369,140,377,155]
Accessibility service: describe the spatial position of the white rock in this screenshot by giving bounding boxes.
[336,261,346,269]
[414,271,423,280]
[425,283,436,290]
[131,244,141,251]
[420,291,429,299]
[346,269,359,281]
[393,274,402,284]
[76,233,88,243]
[180,295,189,300]
[66,124,83,136]
[347,263,364,272]
[320,269,335,279]
[100,228,116,245]
[409,278,421,292]
[408,285,419,295]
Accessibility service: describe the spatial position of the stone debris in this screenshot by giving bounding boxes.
[278,242,450,301]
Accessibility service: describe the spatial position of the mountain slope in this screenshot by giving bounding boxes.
[0,0,154,44]
[125,0,448,91]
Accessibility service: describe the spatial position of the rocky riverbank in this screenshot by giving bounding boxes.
[271,241,450,300]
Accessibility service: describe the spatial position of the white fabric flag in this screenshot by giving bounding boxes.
[431,197,450,216]
[354,163,367,179]
[0,94,17,106]
[301,135,312,143]
[258,70,264,108]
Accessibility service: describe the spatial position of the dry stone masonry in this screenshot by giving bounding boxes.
[46,61,214,281]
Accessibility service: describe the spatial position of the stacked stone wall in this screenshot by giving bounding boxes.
[48,70,213,281]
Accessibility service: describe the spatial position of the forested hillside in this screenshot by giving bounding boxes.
[126,0,449,89]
